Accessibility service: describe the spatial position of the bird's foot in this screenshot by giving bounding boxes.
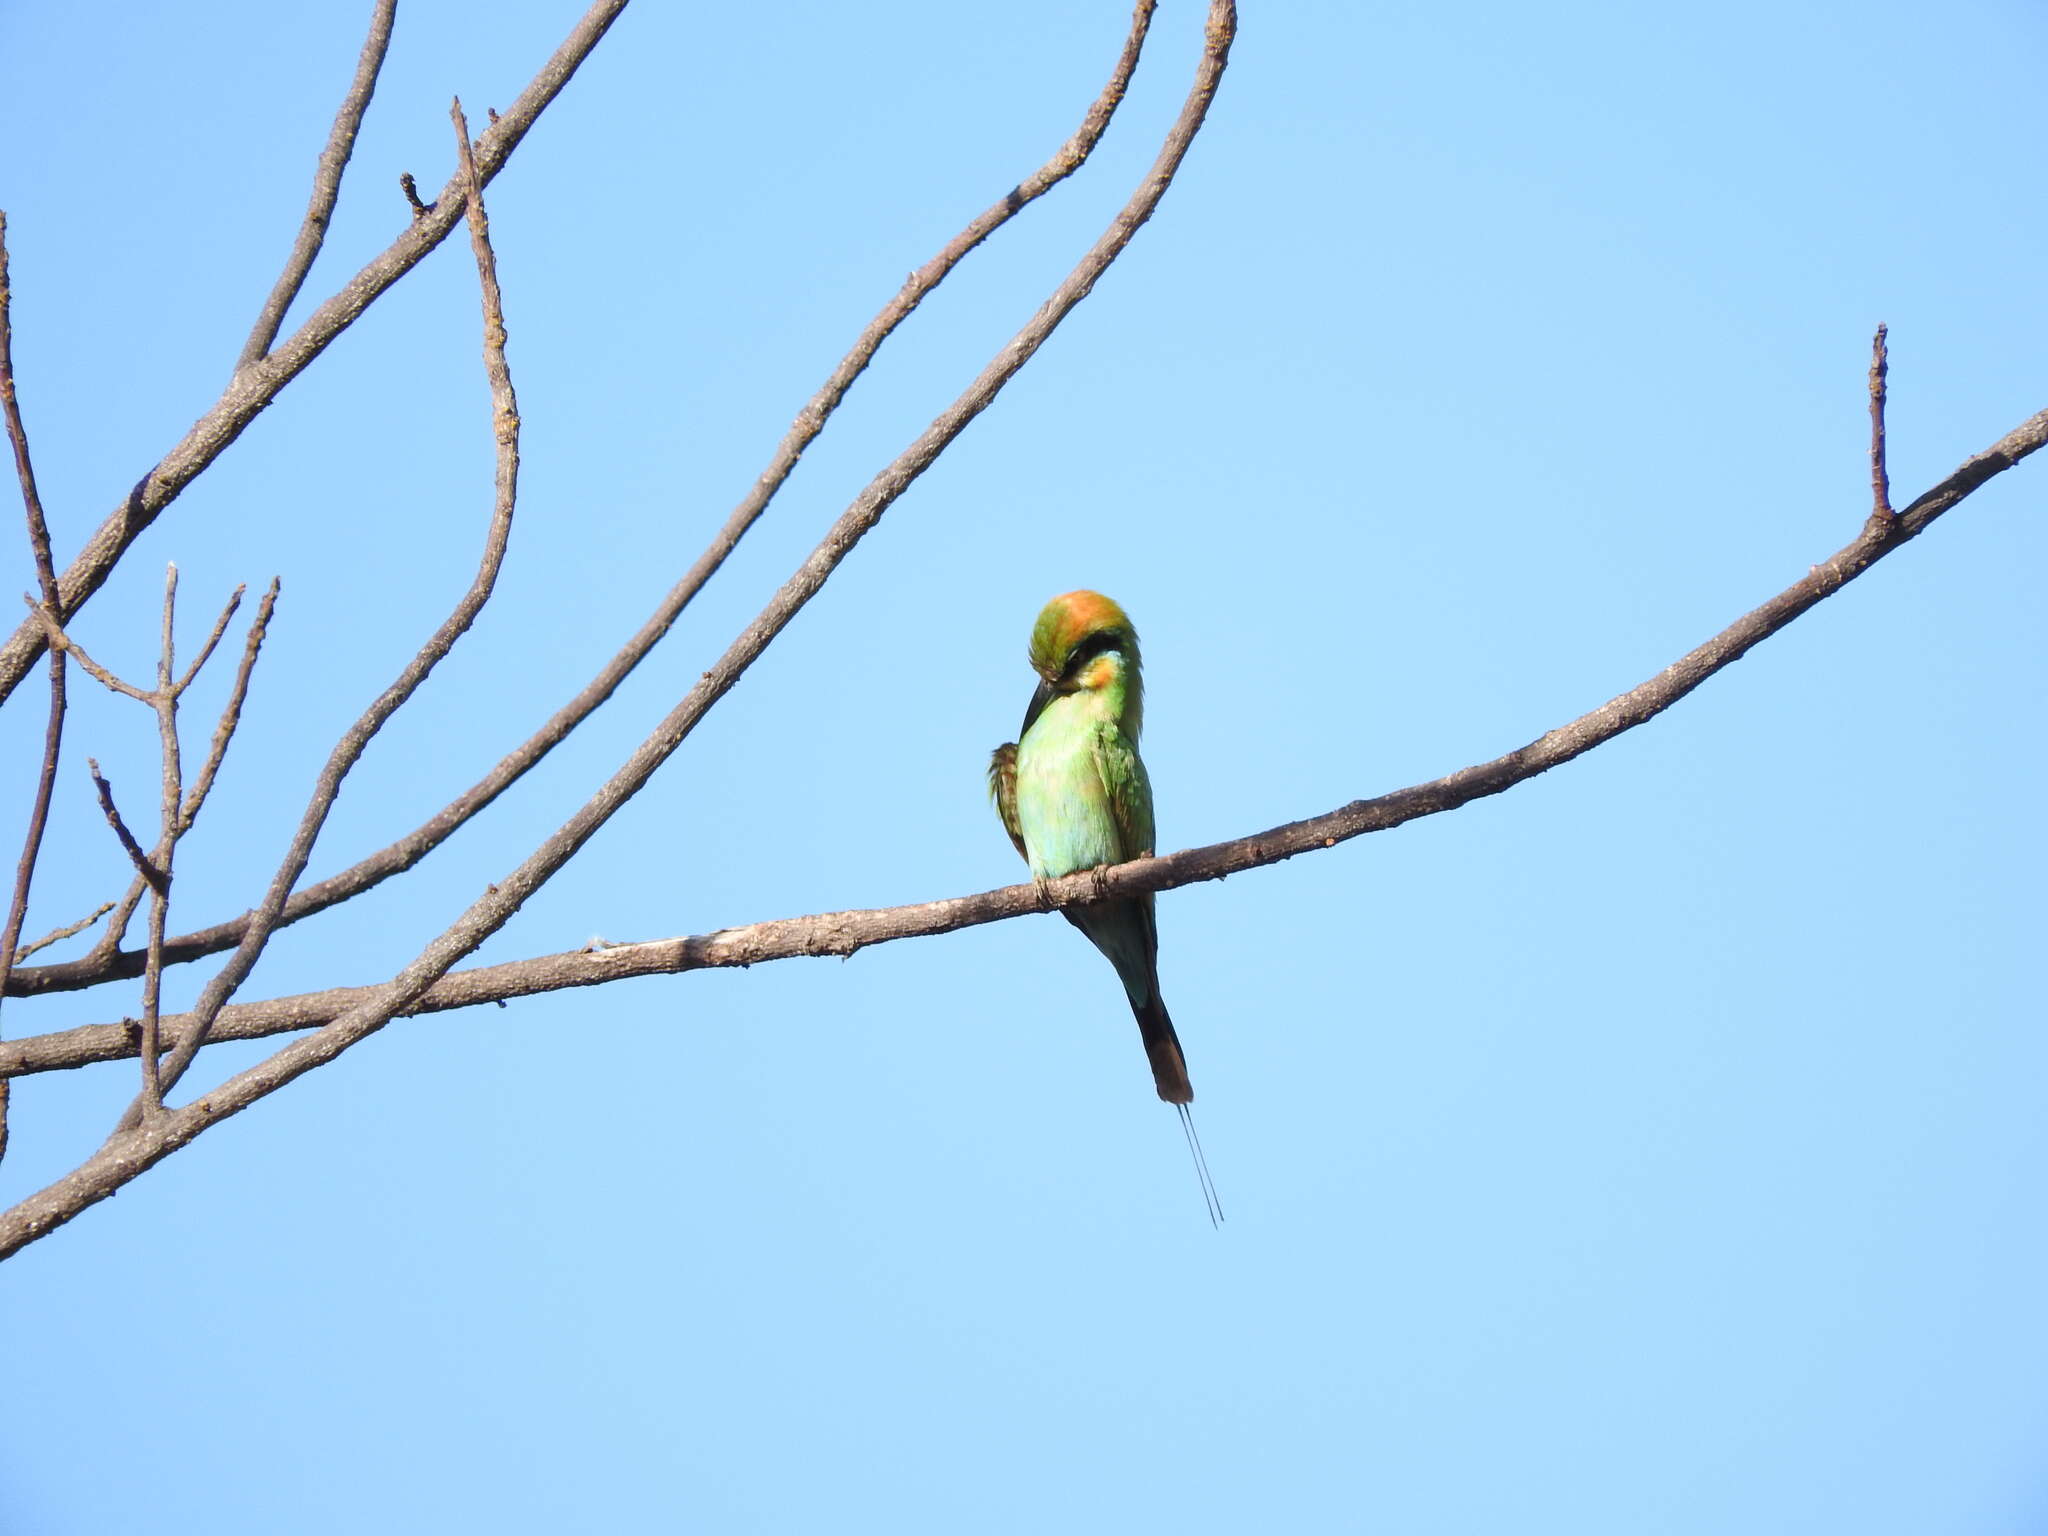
[1032,873,1057,910]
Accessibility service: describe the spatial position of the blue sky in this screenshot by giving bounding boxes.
[2,1,2044,1531]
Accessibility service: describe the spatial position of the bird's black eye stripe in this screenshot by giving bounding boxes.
[1060,630,1124,678]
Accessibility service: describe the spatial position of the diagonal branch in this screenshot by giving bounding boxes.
[2,390,2040,1085]
[0,0,627,711]
[0,0,1241,1261]
[3,0,1161,1004]
[236,0,400,370]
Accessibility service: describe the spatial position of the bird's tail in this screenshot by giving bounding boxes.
[1134,992,1193,1105]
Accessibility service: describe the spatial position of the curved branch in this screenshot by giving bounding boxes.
[107,98,526,1134]
[5,0,1158,1003]
[2,392,2040,1085]
[0,0,1241,1262]
[0,0,627,710]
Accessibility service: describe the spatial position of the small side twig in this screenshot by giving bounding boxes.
[174,582,244,694]
[237,0,399,370]
[399,173,430,220]
[86,762,164,897]
[180,579,279,833]
[24,599,150,700]
[13,903,115,966]
[1868,323,1893,521]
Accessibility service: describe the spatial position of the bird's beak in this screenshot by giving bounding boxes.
[1019,675,1057,739]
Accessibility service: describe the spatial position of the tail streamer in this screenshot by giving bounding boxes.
[1176,1103,1223,1227]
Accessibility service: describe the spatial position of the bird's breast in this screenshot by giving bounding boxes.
[1015,704,1122,879]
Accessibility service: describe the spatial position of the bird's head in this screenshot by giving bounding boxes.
[1021,589,1144,737]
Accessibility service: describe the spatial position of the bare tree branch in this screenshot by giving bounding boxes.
[0,208,69,1163]
[236,0,400,371]
[0,0,627,710]
[2,386,2039,1088]
[3,0,1161,1004]
[108,93,528,1133]
[0,0,1242,1261]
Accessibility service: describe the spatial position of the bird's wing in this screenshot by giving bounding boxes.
[1090,722,1155,861]
[987,741,1028,862]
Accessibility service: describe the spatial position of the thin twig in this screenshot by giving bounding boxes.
[0,208,70,1164]
[1868,323,1893,520]
[111,97,526,1130]
[237,0,399,370]
[13,903,114,966]
[1,0,1161,1003]
[180,580,279,833]
[0,0,627,709]
[0,213,57,595]
[23,600,151,701]
[4,396,2044,1086]
[174,582,245,695]
[1,0,1242,1256]
[399,174,430,220]
[85,763,163,896]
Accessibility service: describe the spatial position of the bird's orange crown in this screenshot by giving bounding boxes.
[1027,589,1138,680]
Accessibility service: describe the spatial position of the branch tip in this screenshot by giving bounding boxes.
[1868,323,1893,521]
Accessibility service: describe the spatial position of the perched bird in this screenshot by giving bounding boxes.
[989,590,1219,1221]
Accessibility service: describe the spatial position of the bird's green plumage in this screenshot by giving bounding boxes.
[989,591,1190,1104]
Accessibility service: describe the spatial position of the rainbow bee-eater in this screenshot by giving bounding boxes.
[989,591,1219,1221]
